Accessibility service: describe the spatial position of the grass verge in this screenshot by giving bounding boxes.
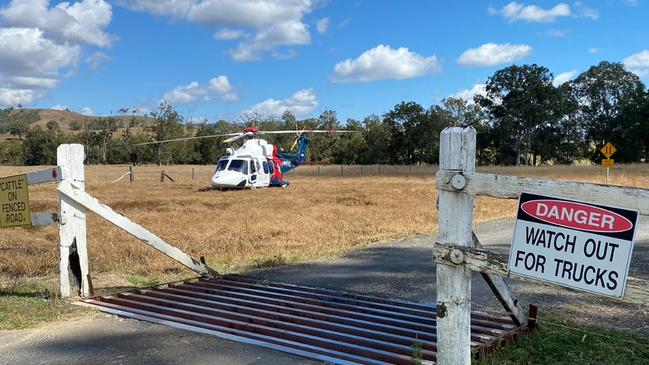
[476,315,649,365]
[0,282,85,330]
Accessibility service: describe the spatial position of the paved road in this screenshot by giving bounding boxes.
[1,217,647,365]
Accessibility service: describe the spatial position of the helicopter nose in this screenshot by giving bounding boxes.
[211,174,246,188]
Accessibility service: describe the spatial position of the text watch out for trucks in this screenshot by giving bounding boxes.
[508,192,638,298]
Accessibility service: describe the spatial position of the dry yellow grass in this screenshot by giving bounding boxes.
[0,164,647,286]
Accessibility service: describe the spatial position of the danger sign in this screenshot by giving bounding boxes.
[0,174,31,228]
[508,192,638,298]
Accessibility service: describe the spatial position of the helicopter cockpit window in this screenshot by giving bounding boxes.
[262,161,270,174]
[250,161,257,174]
[216,158,229,172]
[228,159,249,174]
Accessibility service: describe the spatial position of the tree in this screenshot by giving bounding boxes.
[94,118,118,164]
[360,115,390,164]
[442,97,492,164]
[477,64,571,165]
[568,61,646,162]
[23,126,65,165]
[146,102,187,165]
[69,120,83,131]
[46,120,60,131]
[331,119,367,164]
[0,140,24,165]
[8,118,28,140]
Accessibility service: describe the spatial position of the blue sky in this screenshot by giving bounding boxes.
[0,0,648,123]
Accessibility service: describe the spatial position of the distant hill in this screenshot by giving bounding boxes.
[0,108,152,140]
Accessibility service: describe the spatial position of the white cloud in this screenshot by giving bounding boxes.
[120,0,315,61]
[85,51,111,71]
[332,44,439,83]
[51,104,68,110]
[553,70,579,86]
[80,106,94,115]
[0,88,33,106]
[208,75,238,102]
[163,81,207,104]
[458,43,532,67]
[272,49,298,60]
[231,20,310,61]
[7,76,59,88]
[546,29,567,37]
[0,0,114,107]
[574,1,599,19]
[449,84,486,104]
[588,47,600,54]
[214,28,247,40]
[624,49,649,77]
[1,0,115,47]
[162,76,238,104]
[316,17,329,33]
[494,2,571,22]
[242,88,318,118]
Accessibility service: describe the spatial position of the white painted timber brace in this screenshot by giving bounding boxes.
[472,232,526,326]
[432,242,649,306]
[436,127,475,365]
[57,180,217,278]
[31,212,60,227]
[57,144,90,298]
[26,166,62,185]
[437,171,649,216]
[23,167,63,228]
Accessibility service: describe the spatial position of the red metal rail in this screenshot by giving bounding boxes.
[81,275,528,365]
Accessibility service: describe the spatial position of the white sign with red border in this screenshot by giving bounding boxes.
[508,192,639,298]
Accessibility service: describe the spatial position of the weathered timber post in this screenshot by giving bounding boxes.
[436,127,476,365]
[192,167,195,181]
[58,144,90,297]
[160,170,166,183]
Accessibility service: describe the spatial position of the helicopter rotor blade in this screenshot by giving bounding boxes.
[259,130,356,135]
[222,133,246,143]
[131,133,241,146]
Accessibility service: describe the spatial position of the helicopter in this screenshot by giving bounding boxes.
[134,126,352,189]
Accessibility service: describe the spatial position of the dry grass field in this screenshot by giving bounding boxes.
[0,163,648,290]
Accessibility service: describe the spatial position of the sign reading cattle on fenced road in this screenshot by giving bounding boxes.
[0,174,31,228]
[508,192,638,298]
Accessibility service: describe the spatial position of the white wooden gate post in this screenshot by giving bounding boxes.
[436,127,476,365]
[58,144,90,297]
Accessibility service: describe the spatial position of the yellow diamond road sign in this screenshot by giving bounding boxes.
[600,142,617,159]
[0,174,31,228]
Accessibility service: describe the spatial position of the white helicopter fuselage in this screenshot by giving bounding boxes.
[210,138,277,189]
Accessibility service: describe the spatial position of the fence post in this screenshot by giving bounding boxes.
[192,167,195,181]
[436,127,476,365]
[340,165,344,177]
[57,144,89,298]
[160,170,165,183]
[129,165,134,182]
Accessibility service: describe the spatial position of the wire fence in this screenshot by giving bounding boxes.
[107,164,439,184]
[289,164,437,177]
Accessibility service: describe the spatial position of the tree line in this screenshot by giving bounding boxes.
[1,61,648,166]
